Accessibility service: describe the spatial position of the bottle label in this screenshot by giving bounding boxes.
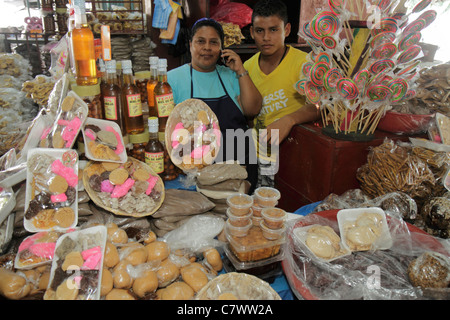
[145,151,164,174]
[126,94,143,117]
[104,96,117,120]
[155,93,174,117]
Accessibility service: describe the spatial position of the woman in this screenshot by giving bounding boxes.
[168,18,262,193]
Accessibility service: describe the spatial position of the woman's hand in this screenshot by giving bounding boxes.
[221,49,245,74]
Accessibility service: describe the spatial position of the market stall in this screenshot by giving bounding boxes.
[0,0,449,301]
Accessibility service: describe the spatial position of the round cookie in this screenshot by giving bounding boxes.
[54,207,75,228]
[52,130,65,148]
[49,175,69,194]
[109,168,129,185]
[101,162,121,171]
[133,168,150,181]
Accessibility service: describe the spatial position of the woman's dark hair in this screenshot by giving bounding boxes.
[191,18,225,46]
[252,0,288,25]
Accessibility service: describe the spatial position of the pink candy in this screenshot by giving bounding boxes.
[51,193,67,203]
[105,126,124,155]
[40,127,52,140]
[18,232,46,252]
[191,145,210,159]
[81,246,102,270]
[145,175,158,195]
[51,159,78,187]
[101,180,114,193]
[84,128,97,141]
[59,117,82,148]
[28,242,56,259]
[111,178,135,198]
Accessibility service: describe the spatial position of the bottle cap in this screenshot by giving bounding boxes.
[148,116,159,133]
[149,56,159,67]
[105,60,116,72]
[158,58,167,69]
[121,60,132,70]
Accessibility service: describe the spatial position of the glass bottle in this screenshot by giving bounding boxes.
[153,58,175,142]
[71,0,97,86]
[147,56,159,119]
[121,60,145,135]
[102,60,124,132]
[145,117,165,176]
[129,130,149,162]
[98,58,107,92]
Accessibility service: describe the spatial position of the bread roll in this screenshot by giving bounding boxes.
[146,241,170,262]
[181,264,208,292]
[204,248,222,271]
[113,261,133,289]
[157,259,180,287]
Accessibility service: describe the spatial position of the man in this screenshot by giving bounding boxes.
[244,0,319,187]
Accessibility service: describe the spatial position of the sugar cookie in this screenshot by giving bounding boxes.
[109,168,129,185]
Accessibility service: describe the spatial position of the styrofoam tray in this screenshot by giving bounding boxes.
[47,225,107,300]
[24,148,78,232]
[292,224,351,263]
[82,117,127,163]
[0,186,16,225]
[337,207,392,252]
[409,137,450,153]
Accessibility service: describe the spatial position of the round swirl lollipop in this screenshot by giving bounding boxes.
[323,68,341,93]
[403,19,426,35]
[302,22,316,41]
[353,69,370,90]
[366,84,392,102]
[388,78,408,102]
[302,61,314,78]
[305,82,321,103]
[412,0,431,13]
[328,0,343,15]
[322,36,337,49]
[310,61,330,86]
[310,11,339,39]
[372,18,398,37]
[398,32,421,51]
[371,43,398,59]
[295,79,307,95]
[336,78,359,100]
[397,45,421,64]
[369,59,395,74]
[403,89,416,100]
[370,31,396,48]
[315,51,331,64]
[393,12,408,29]
[397,60,420,76]
[418,10,437,28]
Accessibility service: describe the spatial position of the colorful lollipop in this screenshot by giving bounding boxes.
[310,61,330,86]
[403,19,426,35]
[371,18,398,37]
[295,79,307,95]
[322,36,337,49]
[398,32,421,51]
[397,45,422,64]
[369,59,395,74]
[388,78,408,102]
[353,69,370,89]
[418,10,437,28]
[315,51,331,64]
[310,11,339,39]
[323,68,342,93]
[397,60,420,76]
[370,31,396,49]
[328,0,343,15]
[371,43,398,59]
[336,78,359,100]
[302,61,313,78]
[412,0,431,13]
[366,84,392,102]
[305,81,321,103]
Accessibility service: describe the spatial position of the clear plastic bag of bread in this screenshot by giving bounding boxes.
[165,99,221,173]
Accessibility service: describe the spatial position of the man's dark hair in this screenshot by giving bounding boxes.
[252,0,289,25]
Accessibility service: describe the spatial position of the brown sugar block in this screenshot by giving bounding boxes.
[61,96,76,112]
[54,207,75,228]
[109,168,129,185]
[49,175,69,194]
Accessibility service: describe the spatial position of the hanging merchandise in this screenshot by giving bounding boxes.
[121,60,145,135]
[154,58,175,142]
[101,60,123,132]
[71,0,97,86]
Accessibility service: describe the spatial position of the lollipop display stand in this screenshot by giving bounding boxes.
[295,0,439,141]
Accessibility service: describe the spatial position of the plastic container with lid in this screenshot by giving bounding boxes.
[261,207,286,229]
[259,220,285,240]
[129,129,149,162]
[72,83,103,119]
[226,193,253,216]
[225,218,252,237]
[226,207,253,227]
[254,187,280,207]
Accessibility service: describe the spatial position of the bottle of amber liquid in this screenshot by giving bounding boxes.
[153,58,175,143]
[147,56,159,118]
[71,0,97,86]
[145,117,165,177]
[121,60,144,135]
[102,60,124,132]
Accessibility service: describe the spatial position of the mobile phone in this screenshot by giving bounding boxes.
[221,50,228,65]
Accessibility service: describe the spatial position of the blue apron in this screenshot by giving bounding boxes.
[190,65,257,192]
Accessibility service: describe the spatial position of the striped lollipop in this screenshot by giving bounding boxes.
[372,18,398,37]
[310,61,330,86]
[295,79,307,95]
[397,45,422,64]
[369,59,395,74]
[398,32,421,51]
[315,51,331,64]
[412,0,431,13]
[322,36,337,49]
[388,78,408,102]
[371,43,398,59]
[336,78,359,100]
[397,60,420,76]
[302,61,314,78]
[310,11,339,39]
[323,68,342,93]
[353,69,370,90]
[370,31,396,49]
[328,0,343,15]
[366,84,392,102]
[305,82,321,103]
[403,19,426,35]
[418,10,437,28]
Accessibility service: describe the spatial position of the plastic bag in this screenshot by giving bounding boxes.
[210,0,252,29]
[162,215,225,253]
[283,212,450,300]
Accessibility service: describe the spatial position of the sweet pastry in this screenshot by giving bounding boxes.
[343,212,384,251]
[305,225,346,260]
